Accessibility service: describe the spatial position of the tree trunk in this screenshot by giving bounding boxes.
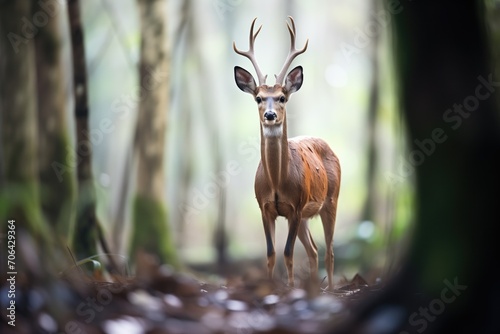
[173,0,194,262]
[0,0,53,269]
[35,0,76,243]
[393,0,499,298]
[360,0,381,223]
[335,1,500,332]
[130,0,177,266]
[190,1,229,272]
[67,0,105,259]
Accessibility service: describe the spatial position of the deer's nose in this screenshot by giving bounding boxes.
[264,111,277,121]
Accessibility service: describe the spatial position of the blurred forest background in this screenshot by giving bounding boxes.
[2,0,499,283]
[2,0,500,332]
[81,0,411,280]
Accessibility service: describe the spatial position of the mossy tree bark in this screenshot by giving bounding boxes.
[0,0,53,270]
[34,0,76,243]
[130,0,177,266]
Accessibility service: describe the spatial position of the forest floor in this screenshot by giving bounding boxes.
[1,252,381,334]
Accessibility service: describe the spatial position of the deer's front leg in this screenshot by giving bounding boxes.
[284,213,301,287]
[262,213,276,279]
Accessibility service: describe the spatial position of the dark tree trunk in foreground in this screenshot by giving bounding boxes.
[0,0,53,268]
[35,0,76,243]
[67,0,106,259]
[336,1,500,333]
[130,0,177,266]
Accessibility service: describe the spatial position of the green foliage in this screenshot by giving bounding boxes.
[39,131,76,240]
[130,195,178,267]
[0,182,49,242]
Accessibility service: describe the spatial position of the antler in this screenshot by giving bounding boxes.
[274,16,309,85]
[233,18,267,86]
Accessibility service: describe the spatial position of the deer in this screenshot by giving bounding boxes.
[233,17,341,290]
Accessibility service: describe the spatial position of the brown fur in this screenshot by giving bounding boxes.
[255,123,341,289]
[234,18,341,289]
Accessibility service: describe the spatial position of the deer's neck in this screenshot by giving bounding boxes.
[260,118,289,191]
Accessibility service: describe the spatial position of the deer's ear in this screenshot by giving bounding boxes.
[235,66,257,95]
[284,66,303,95]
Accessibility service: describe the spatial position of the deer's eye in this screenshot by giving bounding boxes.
[256,96,262,104]
[279,96,286,103]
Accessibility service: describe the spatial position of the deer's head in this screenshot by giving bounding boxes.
[234,17,308,137]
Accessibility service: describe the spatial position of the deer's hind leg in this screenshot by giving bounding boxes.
[297,218,319,284]
[319,198,337,290]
